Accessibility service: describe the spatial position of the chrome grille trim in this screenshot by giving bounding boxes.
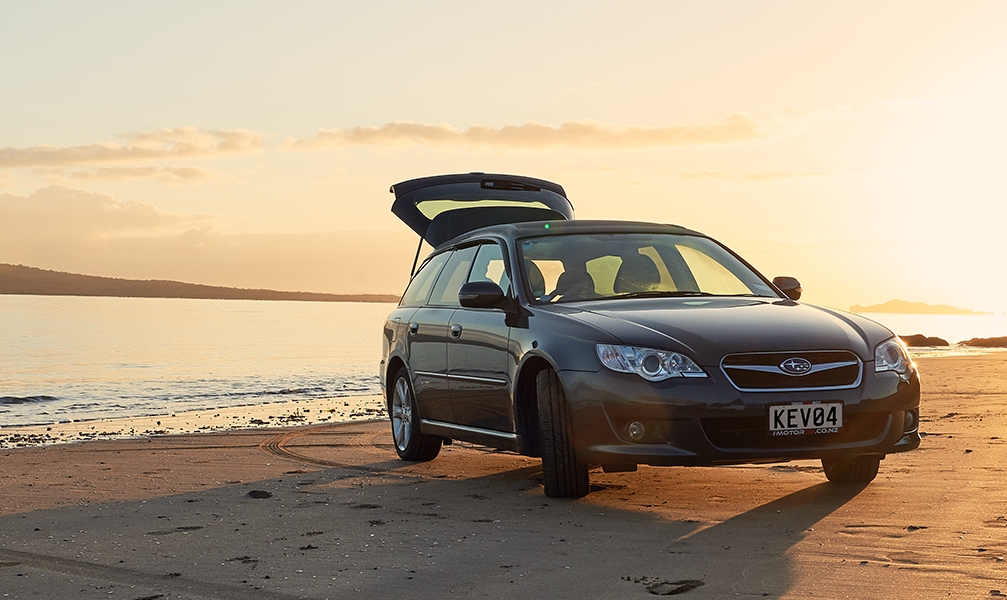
[720,350,863,392]
[725,360,859,375]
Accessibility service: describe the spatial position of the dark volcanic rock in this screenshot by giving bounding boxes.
[900,334,950,347]
[961,336,1007,348]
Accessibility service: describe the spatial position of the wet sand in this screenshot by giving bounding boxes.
[1,354,1006,599]
[0,396,386,449]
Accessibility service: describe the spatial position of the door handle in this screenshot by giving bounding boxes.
[409,322,419,334]
[450,323,463,339]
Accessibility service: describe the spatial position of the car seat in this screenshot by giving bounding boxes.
[613,255,661,294]
[552,268,596,301]
[525,260,546,299]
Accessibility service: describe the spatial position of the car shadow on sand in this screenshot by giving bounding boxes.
[0,434,866,600]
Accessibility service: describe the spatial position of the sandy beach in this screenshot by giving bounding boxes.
[2,353,1007,599]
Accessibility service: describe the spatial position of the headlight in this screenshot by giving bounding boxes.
[875,337,912,375]
[596,344,707,381]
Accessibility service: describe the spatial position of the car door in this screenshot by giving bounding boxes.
[447,242,514,432]
[401,251,455,424]
[410,245,479,424]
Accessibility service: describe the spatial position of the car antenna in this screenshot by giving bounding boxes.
[409,237,423,277]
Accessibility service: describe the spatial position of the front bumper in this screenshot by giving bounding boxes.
[559,366,921,467]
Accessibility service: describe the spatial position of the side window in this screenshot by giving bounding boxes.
[399,252,450,306]
[427,246,478,307]
[468,243,511,296]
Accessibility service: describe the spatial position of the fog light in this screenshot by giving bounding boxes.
[627,421,646,441]
[903,409,919,433]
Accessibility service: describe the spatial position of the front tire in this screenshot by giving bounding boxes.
[822,455,880,484]
[537,369,589,498]
[390,368,441,462]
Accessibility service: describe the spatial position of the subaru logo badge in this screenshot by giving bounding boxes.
[780,357,813,375]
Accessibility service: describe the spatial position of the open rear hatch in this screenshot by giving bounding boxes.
[390,173,573,248]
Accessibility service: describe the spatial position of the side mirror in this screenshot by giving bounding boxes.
[772,276,802,301]
[458,281,507,309]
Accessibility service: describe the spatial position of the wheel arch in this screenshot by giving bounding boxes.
[513,353,558,457]
[385,355,408,410]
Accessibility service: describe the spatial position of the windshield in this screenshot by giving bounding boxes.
[517,233,779,304]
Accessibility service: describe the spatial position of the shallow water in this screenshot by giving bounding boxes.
[0,295,395,426]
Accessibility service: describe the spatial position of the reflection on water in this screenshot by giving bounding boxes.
[855,312,1007,357]
[0,295,395,426]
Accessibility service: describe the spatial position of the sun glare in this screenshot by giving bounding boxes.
[899,70,1007,313]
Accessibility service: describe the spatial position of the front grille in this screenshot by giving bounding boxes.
[701,412,889,451]
[721,351,862,391]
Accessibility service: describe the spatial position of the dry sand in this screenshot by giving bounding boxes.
[1,354,1006,599]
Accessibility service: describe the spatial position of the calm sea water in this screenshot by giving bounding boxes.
[857,312,1007,356]
[3,296,1005,427]
[0,295,396,426]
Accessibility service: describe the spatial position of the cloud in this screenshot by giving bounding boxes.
[0,127,262,168]
[282,110,857,151]
[0,186,215,243]
[37,166,215,182]
[282,116,772,150]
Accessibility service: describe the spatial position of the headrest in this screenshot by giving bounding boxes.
[614,255,661,294]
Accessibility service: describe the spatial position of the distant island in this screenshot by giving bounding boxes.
[0,264,400,303]
[850,299,986,315]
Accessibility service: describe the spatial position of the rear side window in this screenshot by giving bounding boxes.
[428,246,478,307]
[399,252,450,306]
[468,243,511,296]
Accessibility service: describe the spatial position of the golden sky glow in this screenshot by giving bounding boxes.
[2,2,1007,310]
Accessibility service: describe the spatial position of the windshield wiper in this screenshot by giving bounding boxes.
[607,290,716,300]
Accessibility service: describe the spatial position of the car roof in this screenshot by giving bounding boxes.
[436,219,707,249]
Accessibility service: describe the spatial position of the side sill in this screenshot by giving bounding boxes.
[420,419,520,452]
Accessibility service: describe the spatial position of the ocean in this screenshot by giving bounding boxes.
[2,296,1004,427]
[0,295,395,427]
[855,312,1007,357]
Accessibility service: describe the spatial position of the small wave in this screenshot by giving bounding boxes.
[0,395,58,405]
[263,386,328,396]
[158,386,332,402]
[144,383,379,404]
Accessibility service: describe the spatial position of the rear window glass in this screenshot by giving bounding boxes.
[399,252,450,306]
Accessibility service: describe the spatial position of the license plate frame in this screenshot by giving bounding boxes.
[769,401,843,436]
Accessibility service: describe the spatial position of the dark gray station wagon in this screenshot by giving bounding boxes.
[380,173,920,498]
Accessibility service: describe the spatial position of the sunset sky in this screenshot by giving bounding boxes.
[2,2,1006,312]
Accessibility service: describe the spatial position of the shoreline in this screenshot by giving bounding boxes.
[0,394,386,449]
[2,350,1000,448]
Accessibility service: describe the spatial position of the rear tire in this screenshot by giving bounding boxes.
[389,368,441,462]
[822,455,880,484]
[537,369,589,498]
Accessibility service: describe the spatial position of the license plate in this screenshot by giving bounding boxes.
[769,401,842,436]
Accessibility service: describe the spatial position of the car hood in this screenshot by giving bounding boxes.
[551,297,894,364]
